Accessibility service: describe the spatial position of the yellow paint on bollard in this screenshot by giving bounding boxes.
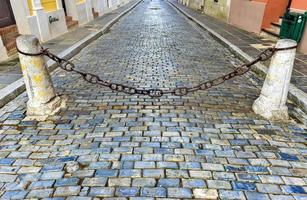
[20,63,26,71]
[29,59,44,69]
[33,75,43,83]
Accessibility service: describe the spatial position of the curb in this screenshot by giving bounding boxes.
[168,0,307,115]
[0,0,142,109]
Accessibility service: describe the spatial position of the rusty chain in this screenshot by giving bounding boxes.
[17,45,297,98]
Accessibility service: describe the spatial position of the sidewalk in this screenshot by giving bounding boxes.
[0,0,141,108]
[169,0,307,93]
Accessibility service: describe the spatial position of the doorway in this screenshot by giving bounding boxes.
[0,0,16,28]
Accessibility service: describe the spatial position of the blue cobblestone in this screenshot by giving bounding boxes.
[180,162,201,169]
[89,187,115,197]
[121,161,134,169]
[143,143,160,148]
[2,190,28,199]
[41,164,64,172]
[115,187,139,197]
[0,158,15,165]
[154,148,173,154]
[119,169,141,177]
[121,155,141,161]
[282,185,307,194]
[55,178,79,187]
[195,149,214,156]
[135,162,155,169]
[40,172,64,180]
[89,162,111,169]
[168,188,193,198]
[140,187,167,197]
[19,121,38,127]
[278,153,299,161]
[229,139,249,145]
[245,192,270,200]
[157,179,180,187]
[157,162,178,169]
[232,181,256,191]
[237,174,260,182]
[219,190,245,199]
[143,169,163,178]
[29,180,54,189]
[182,179,206,188]
[95,170,118,177]
[245,166,269,173]
[226,166,246,172]
[56,156,77,163]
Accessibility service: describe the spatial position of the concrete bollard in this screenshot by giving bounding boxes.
[252,39,297,121]
[17,35,66,120]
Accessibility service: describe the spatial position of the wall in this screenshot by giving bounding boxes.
[10,0,32,34]
[27,0,57,15]
[261,0,288,28]
[187,0,202,11]
[48,9,68,38]
[66,0,93,24]
[298,27,307,53]
[41,0,57,11]
[228,0,266,33]
[204,0,230,21]
[109,0,119,9]
[291,0,307,10]
[65,0,78,20]
[76,3,88,24]
[0,37,9,62]
[93,0,109,16]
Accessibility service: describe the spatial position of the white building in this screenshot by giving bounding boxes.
[0,0,127,61]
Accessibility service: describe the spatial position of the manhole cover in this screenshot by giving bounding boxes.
[149,7,160,10]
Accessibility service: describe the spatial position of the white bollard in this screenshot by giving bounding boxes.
[17,35,66,120]
[252,39,297,121]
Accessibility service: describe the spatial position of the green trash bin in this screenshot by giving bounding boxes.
[280,11,307,43]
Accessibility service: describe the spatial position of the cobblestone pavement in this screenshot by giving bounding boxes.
[0,0,307,199]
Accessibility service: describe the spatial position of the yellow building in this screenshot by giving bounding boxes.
[27,0,58,15]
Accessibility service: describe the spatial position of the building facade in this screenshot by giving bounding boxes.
[203,0,231,21]
[181,0,231,21]
[179,0,307,54]
[228,0,307,53]
[0,0,130,61]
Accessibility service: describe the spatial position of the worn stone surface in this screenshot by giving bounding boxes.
[253,39,297,121]
[0,0,306,199]
[16,35,65,118]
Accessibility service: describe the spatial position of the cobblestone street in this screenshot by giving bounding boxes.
[0,0,307,199]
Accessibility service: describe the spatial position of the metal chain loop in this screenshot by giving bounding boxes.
[258,48,275,61]
[235,64,250,75]
[16,44,297,98]
[148,89,164,98]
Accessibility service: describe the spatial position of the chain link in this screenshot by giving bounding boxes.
[17,44,297,98]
